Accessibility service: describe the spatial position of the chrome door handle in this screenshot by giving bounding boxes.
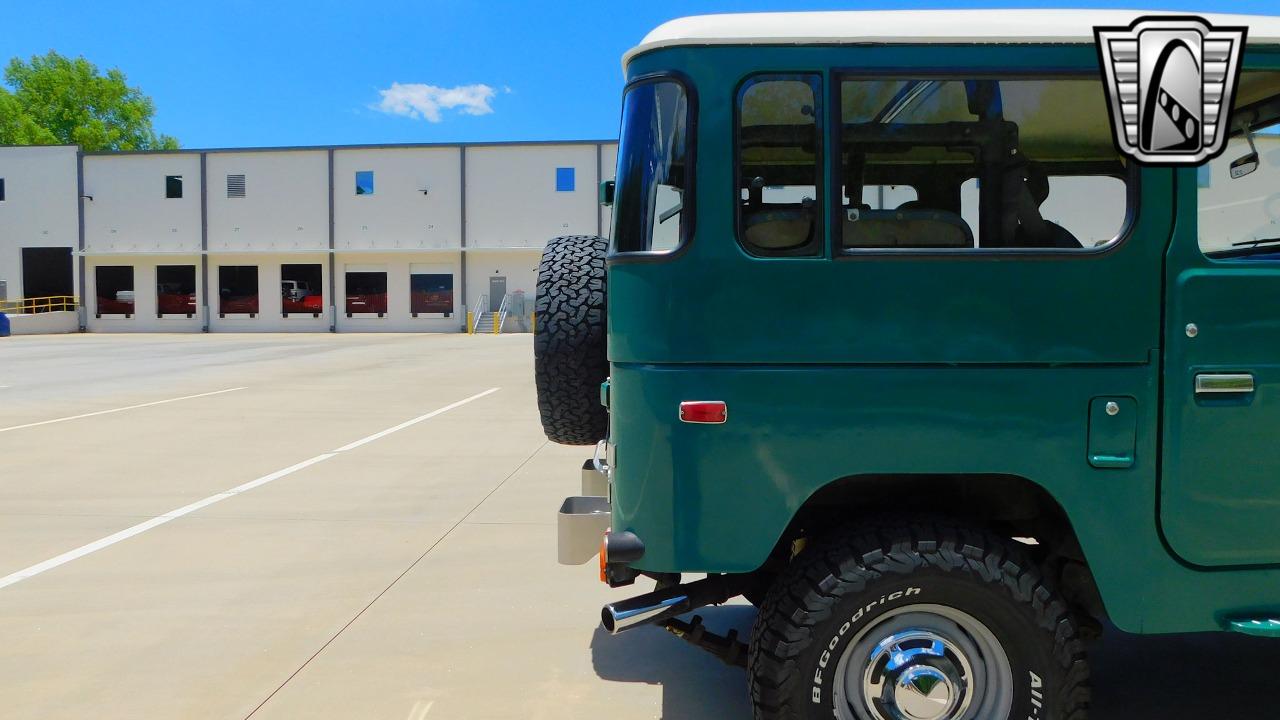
[1195,373,1255,394]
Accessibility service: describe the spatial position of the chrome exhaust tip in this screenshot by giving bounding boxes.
[600,574,751,635]
[601,592,691,635]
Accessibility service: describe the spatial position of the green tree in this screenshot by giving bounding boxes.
[1,51,178,150]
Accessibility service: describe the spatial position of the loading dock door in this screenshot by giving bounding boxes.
[489,276,506,311]
[21,248,73,301]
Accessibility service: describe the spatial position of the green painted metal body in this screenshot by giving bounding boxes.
[607,43,1280,635]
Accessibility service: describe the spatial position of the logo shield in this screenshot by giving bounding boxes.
[1096,16,1247,164]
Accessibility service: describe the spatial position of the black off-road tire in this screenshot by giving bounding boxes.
[748,519,1090,720]
[534,235,610,445]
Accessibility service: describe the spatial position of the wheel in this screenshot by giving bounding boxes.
[748,519,1089,720]
[534,235,610,445]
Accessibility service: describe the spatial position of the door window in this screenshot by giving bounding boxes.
[1197,72,1280,260]
[737,74,822,256]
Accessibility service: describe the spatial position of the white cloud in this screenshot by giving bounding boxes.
[374,82,497,122]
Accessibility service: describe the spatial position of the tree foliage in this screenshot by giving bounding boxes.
[0,51,178,150]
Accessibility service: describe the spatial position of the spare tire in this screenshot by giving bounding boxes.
[534,235,609,445]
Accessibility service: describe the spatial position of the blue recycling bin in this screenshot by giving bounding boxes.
[0,312,10,338]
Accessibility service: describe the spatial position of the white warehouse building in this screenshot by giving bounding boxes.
[0,140,617,333]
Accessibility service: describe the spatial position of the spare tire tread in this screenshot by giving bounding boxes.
[534,235,610,445]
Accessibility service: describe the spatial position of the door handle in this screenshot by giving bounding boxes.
[1195,373,1255,395]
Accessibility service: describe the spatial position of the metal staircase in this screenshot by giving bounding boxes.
[472,311,498,334]
[468,293,509,334]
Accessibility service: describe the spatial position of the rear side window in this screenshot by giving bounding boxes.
[839,77,1129,252]
[737,74,823,256]
[612,80,691,254]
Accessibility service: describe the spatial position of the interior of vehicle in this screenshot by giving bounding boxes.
[737,76,1133,254]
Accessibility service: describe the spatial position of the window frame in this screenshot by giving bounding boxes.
[830,70,1140,259]
[608,71,699,264]
[165,175,183,199]
[1195,71,1280,265]
[733,71,826,259]
[555,167,575,192]
[355,170,374,196]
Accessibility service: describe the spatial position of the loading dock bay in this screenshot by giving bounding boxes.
[0,334,1270,719]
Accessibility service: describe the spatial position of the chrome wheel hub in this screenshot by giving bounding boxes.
[832,605,1013,720]
[863,631,971,720]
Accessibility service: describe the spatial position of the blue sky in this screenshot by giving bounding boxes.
[3,0,1276,148]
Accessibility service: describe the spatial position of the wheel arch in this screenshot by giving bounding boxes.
[762,472,1108,624]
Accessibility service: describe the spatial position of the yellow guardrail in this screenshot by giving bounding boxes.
[0,295,79,314]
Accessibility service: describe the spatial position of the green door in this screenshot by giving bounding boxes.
[1162,96,1280,565]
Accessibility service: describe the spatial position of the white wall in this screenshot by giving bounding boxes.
[466,144,599,248]
[334,147,461,251]
[206,151,329,253]
[8,310,78,335]
[83,154,202,254]
[335,251,463,332]
[599,142,618,238]
[86,255,203,333]
[464,248,540,332]
[0,146,80,299]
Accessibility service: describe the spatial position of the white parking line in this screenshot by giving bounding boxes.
[0,387,501,591]
[0,387,248,434]
[333,387,501,452]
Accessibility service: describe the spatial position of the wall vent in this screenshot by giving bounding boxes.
[226,174,246,198]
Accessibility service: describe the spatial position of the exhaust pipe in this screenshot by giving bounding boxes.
[601,574,747,635]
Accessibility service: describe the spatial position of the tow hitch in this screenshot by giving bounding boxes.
[601,574,751,668]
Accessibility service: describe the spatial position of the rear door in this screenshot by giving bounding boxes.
[1161,72,1280,566]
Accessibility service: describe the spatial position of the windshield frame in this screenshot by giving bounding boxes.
[609,71,698,264]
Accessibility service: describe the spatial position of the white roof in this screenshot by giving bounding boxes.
[625,10,1280,66]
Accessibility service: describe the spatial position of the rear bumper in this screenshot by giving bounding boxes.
[557,495,611,565]
[556,459,613,565]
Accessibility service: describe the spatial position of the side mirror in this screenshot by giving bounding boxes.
[1230,126,1261,180]
[598,180,615,207]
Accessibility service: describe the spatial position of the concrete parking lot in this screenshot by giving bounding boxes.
[0,334,1273,719]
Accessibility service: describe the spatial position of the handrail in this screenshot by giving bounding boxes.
[468,294,488,334]
[494,293,510,335]
[0,295,79,314]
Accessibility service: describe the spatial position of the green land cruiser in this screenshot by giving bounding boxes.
[535,10,1280,720]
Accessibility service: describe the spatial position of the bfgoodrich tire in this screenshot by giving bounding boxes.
[748,520,1089,720]
[534,235,610,446]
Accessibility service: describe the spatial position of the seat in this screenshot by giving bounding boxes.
[743,207,815,251]
[843,208,974,249]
